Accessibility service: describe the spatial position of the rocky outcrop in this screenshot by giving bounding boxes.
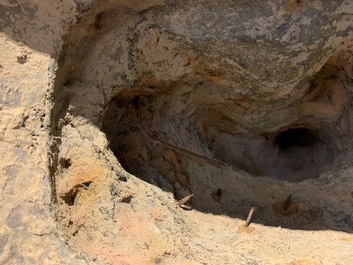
[1,0,353,264]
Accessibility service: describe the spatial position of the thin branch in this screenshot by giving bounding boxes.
[283,194,292,211]
[133,96,226,168]
[244,207,255,227]
[176,194,194,206]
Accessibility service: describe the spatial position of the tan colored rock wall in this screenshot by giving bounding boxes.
[1,1,353,264]
[0,20,88,265]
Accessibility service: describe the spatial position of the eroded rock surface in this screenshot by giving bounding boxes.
[1,0,353,264]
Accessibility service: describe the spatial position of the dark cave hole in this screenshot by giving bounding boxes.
[275,128,317,149]
[59,158,72,169]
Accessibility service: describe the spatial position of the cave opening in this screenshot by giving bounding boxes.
[275,128,317,150]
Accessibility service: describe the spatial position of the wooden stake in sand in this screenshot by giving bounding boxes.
[283,194,292,211]
[244,207,255,228]
[176,194,194,206]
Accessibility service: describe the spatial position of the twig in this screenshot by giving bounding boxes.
[133,96,226,168]
[283,194,292,211]
[176,194,194,206]
[244,207,255,227]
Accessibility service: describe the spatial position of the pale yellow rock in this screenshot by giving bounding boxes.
[1,1,353,265]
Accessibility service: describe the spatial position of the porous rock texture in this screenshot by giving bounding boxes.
[1,0,353,264]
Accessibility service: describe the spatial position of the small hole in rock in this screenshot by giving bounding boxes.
[61,188,78,206]
[212,188,223,203]
[275,128,317,150]
[17,54,27,64]
[59,158,72,169]
[121,195,133,204]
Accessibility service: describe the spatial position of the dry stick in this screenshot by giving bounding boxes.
[283,194,292,211]
[176,194,194,206]
[133,96,226,168]
[244,207,255,228]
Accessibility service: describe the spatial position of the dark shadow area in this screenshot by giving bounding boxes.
[275,128,317,149]
[101,89,352,233]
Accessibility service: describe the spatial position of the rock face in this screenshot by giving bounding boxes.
[1,0,353,264]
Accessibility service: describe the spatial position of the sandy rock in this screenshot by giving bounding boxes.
[1,0,353,264]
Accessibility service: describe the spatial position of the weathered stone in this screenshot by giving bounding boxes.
[1,0,353,264]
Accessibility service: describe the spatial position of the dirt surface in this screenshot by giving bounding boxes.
[1,0,353,264]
